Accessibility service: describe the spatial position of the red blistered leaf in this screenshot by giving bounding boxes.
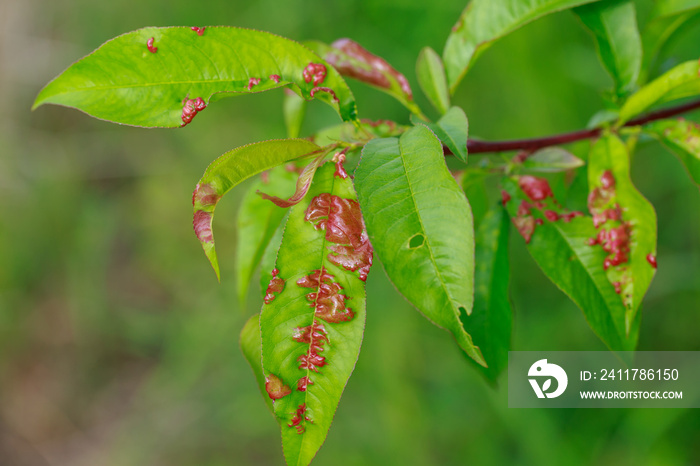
[265,373,292,400]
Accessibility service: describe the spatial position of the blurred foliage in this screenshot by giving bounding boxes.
[1,0,699,465]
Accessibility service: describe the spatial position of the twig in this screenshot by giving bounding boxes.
[451,98,700,155]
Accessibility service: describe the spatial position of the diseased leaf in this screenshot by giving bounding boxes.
[574,0,642,96]
[240,314,273,413]
[256,149,330,208]
[355,125,485,365]
[236,167,298,306]
[520,147,585,172]
[644,118,700,185]
[34,27,358,126]
[412,107,469,163]
[618,60,700,125]
[416,47,451,114]
[260,162,372,466]
[307,39,423,116]
[462,205,512,382]
[443,0,602,92]
[192,139,329,279]
[501,175,636,351]
[283,90,307,138]
[313,119,407,147]
[587,134,657,331]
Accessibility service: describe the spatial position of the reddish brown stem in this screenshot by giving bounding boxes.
[455,98,700,155]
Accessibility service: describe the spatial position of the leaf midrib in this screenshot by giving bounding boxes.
[549,219,627,344]
[397,134,460,320]
[295,171,338,466]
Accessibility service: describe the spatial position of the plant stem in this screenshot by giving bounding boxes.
[452,98,700,155]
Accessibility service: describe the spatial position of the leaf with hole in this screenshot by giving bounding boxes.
[355,125,484,365]
[443,0,602,93]
[192,139,329,280]
[260,162,371,466]
[33,27,358,126]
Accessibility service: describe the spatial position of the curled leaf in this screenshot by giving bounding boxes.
[192,139,326,280]
[308,38,422,115]
[257,149,336,207]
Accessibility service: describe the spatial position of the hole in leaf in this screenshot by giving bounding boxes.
[408,234,425,249]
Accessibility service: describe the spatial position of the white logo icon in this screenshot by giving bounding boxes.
[528,359,568,398]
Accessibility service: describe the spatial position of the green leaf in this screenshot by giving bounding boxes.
[651,0,700,17]
[588,134,657,331]
[587,109,620,129]
[192,139,328,280]
[644,118,700,185]
[355,125,485,365]
[618,60,700,125]
[520,147,585,172]
[462,205,512,382]
[307,39,424,117]
[240,314,273,414]
[443,0,601,93]
[236,167,298,306]
[459,170,491,229]
[283,90,307,139]
[260,162,371,466]
[640,9,700,84]
[416,47,451,114]
[501,175,635,351]
[34,27,358,127]
[412,107,469,163]
[574,0,642,96]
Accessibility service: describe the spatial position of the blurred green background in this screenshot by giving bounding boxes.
[1,0,699,465]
